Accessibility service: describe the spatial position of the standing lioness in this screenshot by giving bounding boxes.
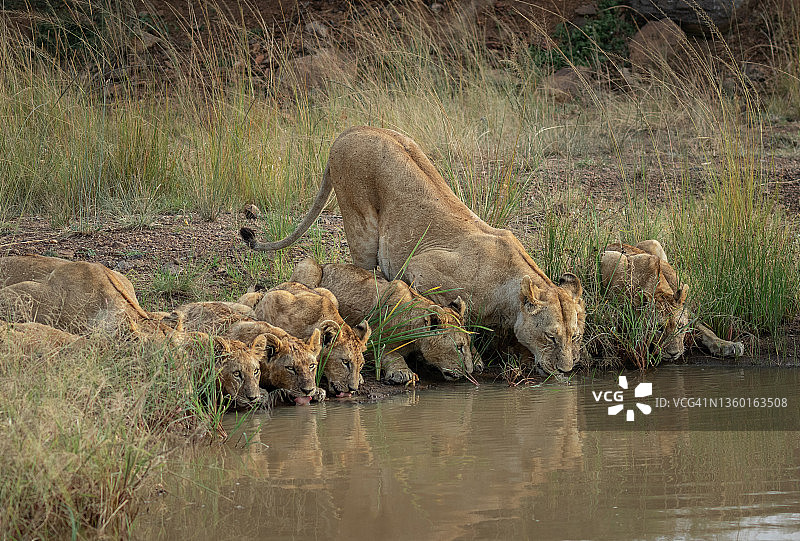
[241,126,585,375]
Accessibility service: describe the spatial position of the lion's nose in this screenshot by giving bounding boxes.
[557,358,574,372]
[301,386,316,396]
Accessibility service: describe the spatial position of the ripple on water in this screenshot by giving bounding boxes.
[138,366,800,541]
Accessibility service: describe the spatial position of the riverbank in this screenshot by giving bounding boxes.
[2,0,799,537]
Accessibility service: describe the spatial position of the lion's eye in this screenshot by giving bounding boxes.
[286,367,296,374]
[545,333,556,344]
[342,360,351,370]
[309,363,318,371]
[254,368,260,375]
[234,370,243,380]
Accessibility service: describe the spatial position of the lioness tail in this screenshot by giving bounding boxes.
[240,165,334,252]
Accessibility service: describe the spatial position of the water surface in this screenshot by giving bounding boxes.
[139,366,800,540]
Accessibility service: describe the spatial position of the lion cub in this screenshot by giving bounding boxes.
[601,240,745,360]
[0,320,86,355]
[177,332,267,409]
[167,301,326,404]
[226,320,325,404]
[290,258,478,383]
[166,301,256,334]
[237,283,370,397]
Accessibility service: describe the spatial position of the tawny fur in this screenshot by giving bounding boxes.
[180,333,267,409]
[601,240,744,359]
[241,127,585,375]
[0,255,178,337]
[291,258,479,382]
[0,320,86,356]
[239,283,370,396]
[167,301,256,334]
[226,320,326,402]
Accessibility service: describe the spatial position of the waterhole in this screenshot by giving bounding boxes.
[139,366,800,540]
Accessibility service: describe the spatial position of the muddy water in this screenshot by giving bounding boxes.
[139,366,800,540]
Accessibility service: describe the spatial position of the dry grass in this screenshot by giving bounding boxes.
[1,0,799,536]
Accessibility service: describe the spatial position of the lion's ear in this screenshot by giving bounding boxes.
[251,334,268,357]
[212,336,232,357]
[259,333,283,360]
[428,307,444,330]
[519,275,544,306]
[449,296,466,319]
[558,273,583,298]
[308,328,322,353]
[354,320,371,344]
[674,284,689,304]
[319,320,340,346]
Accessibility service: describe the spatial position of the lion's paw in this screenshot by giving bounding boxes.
[310,387,327,402]
[383,366,417,385]
[709,340,745,358]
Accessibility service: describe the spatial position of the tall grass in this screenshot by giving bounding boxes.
[0,334,237,538]
[1,1,799,535]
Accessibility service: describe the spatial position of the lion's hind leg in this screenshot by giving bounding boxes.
[635,240,669,263]
[341,208,381,270]
[0,281,49,325]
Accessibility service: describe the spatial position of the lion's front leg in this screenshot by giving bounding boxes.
[380,351,417,385]
[695,322,745,357]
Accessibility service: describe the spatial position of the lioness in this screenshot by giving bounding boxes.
[240,283,371,396]
[226,320,326,404]
[0,255,176,337]
[291,258,478,382]
[241,127,584,375]
[601,240,745,359]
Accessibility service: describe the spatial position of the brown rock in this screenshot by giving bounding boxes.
[281,49,356,93]
[629,19,688,74]
[540,66,593,103]
[135,31,161,52]
[114,260,137,272]
[628,0,752,35]
[304,21,329,39]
